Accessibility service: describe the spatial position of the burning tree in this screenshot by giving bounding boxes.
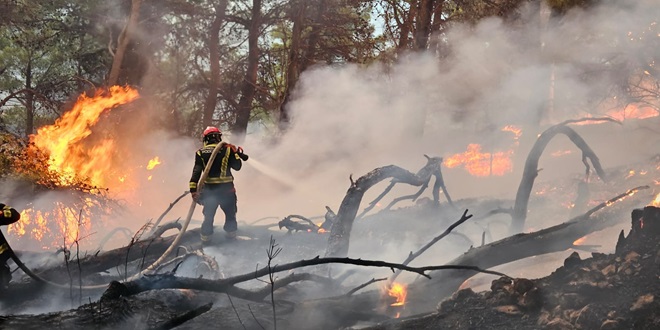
[1,86,146,250]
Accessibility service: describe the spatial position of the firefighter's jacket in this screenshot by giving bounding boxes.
[189,142,242,193]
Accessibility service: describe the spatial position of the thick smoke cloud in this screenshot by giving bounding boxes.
[237,0,659,219]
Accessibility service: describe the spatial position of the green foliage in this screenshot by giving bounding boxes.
[0,0,112,136]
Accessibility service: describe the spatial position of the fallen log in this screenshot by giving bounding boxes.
[0,296,180,329]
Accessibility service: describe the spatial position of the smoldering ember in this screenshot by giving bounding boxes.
[1,1,660,330]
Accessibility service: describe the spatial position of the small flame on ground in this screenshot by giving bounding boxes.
[444,144,513,177]
[501,125,522,141]
[387,282,408,307]
[573,236,587,245]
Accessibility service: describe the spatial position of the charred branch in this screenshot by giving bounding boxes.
[278,215,320,233]
[327,157,448,258]
[150,303,213,330]
[357,155,453,219]
[345,277,387,296]
[147,191,189,237]
[101,256,505,300]
[389,209,473,282]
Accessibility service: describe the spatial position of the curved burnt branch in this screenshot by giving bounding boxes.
[345,277,387,296]
[511,118,618,233]
[148,220,182,240]
[325,164,434,258]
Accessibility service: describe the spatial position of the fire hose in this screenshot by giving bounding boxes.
[3,142,242,290]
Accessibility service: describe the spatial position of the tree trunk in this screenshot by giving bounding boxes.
[397,3,415,52]
[202,1,228,129]
[428,0,445,56]
[25,58,34,137]
[278,0,306,130]
[301,0,326,69]
[107,0,142,87]
[231,0,261,142]
[414,0,434,51]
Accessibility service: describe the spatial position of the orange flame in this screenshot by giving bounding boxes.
[10,87,139,248]
[575,104,659,125]
[605,104,658,122]
[387,282,407,307]
[501,125,522,141]
[444,144,513,176]
[573,236,587,245]
[9,202,95,249]
[30,86,139,189]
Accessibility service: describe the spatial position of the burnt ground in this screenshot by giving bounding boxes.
[365,207,660,330]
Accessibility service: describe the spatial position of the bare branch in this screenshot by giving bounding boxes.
[389,209,473,282]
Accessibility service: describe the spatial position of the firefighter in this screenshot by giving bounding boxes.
[189,126,247,242]
[0,203,20,289]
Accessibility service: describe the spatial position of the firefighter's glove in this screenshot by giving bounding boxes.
[237,147,249,161]
[191,192,201,205]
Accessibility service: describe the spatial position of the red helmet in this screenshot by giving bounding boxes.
[202,126,221,137]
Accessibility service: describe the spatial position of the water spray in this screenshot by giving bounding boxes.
[244,157,298,190]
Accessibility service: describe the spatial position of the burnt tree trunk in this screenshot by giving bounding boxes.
[325,162,443,258]
[511,121,610,233]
